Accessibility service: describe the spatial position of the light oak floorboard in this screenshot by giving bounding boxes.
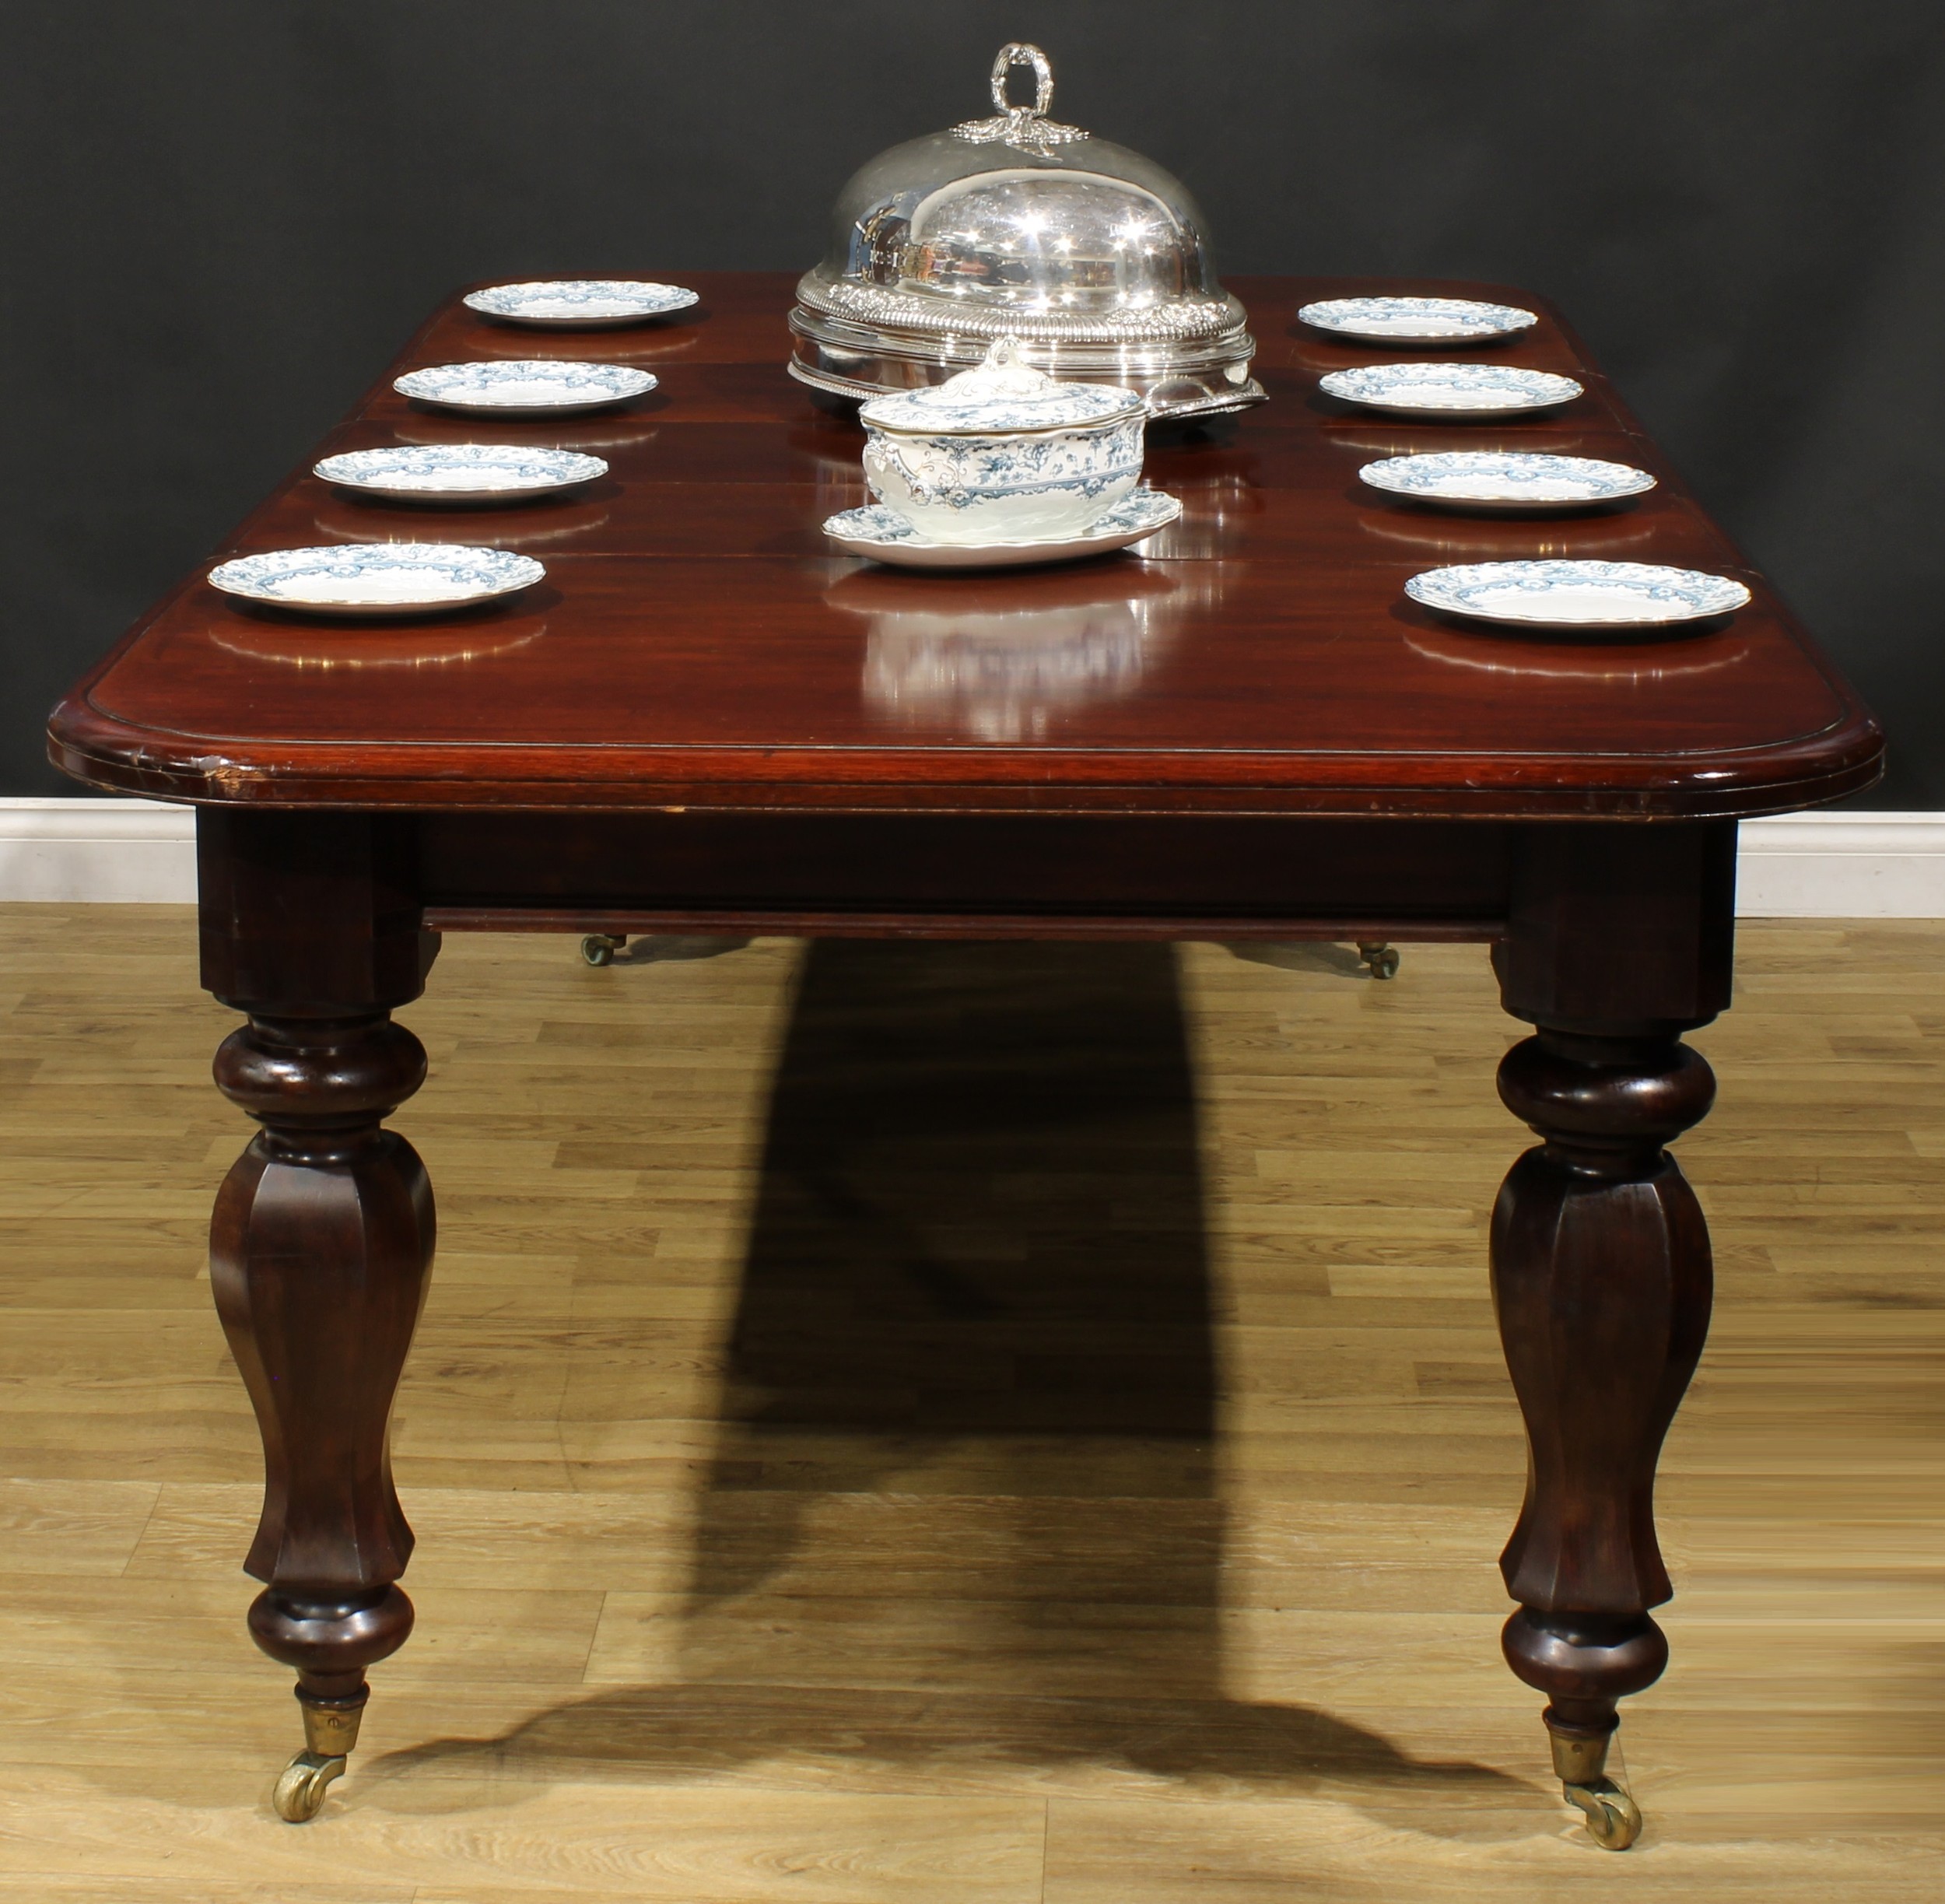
[0,907,1937,1899]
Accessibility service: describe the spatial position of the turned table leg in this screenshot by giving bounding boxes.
[1491,1029,1713,1847]
[197,810,438,1818]
[211,1010,433,1818]
[1488,820,1733,1847]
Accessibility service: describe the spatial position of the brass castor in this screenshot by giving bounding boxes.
[272,1689,364,1822]
[1355,940,1400,980]
[272,1750,345,1822]
[1549,1716,1642,1850]
[1565,1775,1644,1850]
[580,933,626,967]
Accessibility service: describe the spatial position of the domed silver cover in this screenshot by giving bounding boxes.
[790,44,1265,419]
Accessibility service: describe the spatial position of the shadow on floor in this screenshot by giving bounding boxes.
[1225,940,1372,978]
[370,942,1525,1831]
[606,932,753,965]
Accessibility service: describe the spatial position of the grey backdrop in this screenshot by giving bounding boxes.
[6,2,1942,801]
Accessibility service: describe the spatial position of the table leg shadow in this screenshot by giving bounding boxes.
[363,941,1524,1832]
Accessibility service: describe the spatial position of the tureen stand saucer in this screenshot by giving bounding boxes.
[824,487,1182,570]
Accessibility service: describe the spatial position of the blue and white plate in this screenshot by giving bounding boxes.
[1361,451,1656,514]
[394,359,657,416]
[464,279,699,328]
[314,444,608,505]
[209,544,545,618]
[1406,559,1750,630]
[1320,363,1582,418]
[824,486,1182,570]
[1299,296,1537,345]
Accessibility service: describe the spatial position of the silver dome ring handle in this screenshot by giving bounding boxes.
[990,43,1055,119]
[952,43,1086,149]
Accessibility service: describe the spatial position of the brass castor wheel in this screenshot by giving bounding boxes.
[580,934,626,967]
[274,1686,365,1822]
[1546,1713,1642,1850]
[1355,940,1400,980]
[272,1750,345,1822]
[1565,1775,1643,1850]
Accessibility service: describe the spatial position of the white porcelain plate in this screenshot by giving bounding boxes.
[1320,363,1582,417]
[1406,559,1751,630]
[314,444,608,505]
[464,279,699,328]
[394,359,657,415]
[209,544,545,617]
[1360,451,1656,514]
[824,486,1183,570]
[1299,296,1537,344]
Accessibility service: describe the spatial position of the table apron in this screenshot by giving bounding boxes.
[411,810,1514,937]
[195,807,1736,1031]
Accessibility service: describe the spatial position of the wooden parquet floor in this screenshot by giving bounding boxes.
[0,905,1939,1901]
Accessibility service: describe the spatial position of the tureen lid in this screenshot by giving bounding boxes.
[858,338,1144,434]
[798,43,1247,349]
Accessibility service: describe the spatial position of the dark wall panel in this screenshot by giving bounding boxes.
[6,2,1941,800]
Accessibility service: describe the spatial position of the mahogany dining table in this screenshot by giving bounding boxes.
[47,272,1881,1843]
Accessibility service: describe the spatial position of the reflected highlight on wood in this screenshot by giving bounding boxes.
[49,275,1880,815]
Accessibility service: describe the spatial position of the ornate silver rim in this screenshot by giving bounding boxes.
[794,273,1247,348]
[790,307,1256,381]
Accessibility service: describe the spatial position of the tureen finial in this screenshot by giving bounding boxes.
[944,336,1057,402]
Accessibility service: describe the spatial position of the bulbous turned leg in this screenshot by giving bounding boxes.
[1491,1029,1715,1850]
[210,1012,434,1820]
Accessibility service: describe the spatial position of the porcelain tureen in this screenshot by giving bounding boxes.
[857,338,1147,545]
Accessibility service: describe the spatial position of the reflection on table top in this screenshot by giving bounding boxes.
[50,275,1880,819]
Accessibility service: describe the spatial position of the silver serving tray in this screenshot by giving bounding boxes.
[787,321,1263,421]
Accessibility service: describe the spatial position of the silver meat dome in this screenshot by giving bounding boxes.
[790,44,1264,420]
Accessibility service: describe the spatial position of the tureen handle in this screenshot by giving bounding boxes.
[990,43,1055,120]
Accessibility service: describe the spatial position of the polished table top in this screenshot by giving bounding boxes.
[49,273,1880,816]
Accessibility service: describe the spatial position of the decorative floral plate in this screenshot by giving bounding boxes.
[208,544,545,617]
[313,445,608,505]
[394,360,657,415]
[1298,296,1537,344]
[1319,363,1582,417]
[824,486,1182,570]
[1405,559,1751,630]
[1360,451,1656,514]
[463,279,699,328]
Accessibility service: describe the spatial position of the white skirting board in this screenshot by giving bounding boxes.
[1,798,1942,917]
[0,799,201,904]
